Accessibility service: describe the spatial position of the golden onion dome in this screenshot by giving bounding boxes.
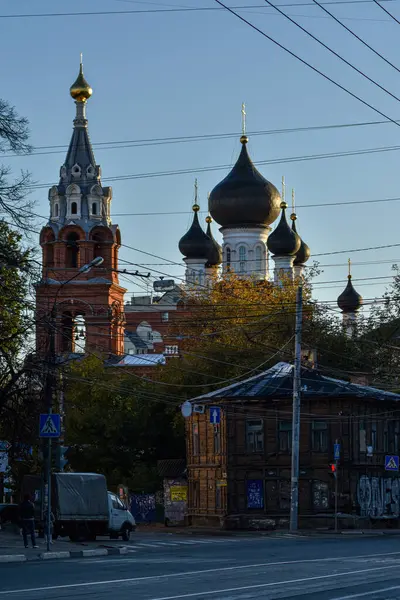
[70,61,92,103]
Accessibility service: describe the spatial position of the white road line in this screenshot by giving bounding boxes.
[3,551,400,596]
[146,566,399,600]
[135,543,166,548]
[333,585,400,599]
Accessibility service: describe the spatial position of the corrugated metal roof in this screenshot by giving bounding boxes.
[193,362,400,402]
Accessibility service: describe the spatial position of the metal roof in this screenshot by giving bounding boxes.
[193,362,400,402]
[111,354,166,367]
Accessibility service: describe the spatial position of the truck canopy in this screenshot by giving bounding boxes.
[54,473,108,521]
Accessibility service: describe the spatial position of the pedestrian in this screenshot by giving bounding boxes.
[44,508,55,545]
[19,494,38,549]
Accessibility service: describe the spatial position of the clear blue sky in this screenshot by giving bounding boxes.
[4,0,400,310]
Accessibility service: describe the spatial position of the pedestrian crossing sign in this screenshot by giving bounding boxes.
[39,414,61,438]
[385,455,399,471]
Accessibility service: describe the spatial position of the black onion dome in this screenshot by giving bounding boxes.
[209,138,281,228]
[179,207,212,260]
[291,217,311,265]
[337,276,363,313]
[267,203,301,256]
[205,216,222,267]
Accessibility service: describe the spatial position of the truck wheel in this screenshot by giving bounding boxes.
[121,525,131,542]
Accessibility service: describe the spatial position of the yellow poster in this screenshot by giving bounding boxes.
[170,486,188,502]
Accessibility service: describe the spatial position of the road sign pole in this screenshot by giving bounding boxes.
[46,438,52,552]
[334,463,338,533]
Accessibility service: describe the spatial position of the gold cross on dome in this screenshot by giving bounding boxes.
[241,102,246,135]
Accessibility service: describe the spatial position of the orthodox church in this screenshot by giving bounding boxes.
[36,64,362,360]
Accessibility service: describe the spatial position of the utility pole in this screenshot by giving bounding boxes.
[290,283,303,532]
[43,304,56,552]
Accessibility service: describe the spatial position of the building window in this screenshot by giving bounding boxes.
[359,420,366,453]
[371,421,377,451]
[66,232,79,268]
[255,246,262,272]
[239,246,246,273]
[71,201,78,215]
[312,421,328,452]
[164,345,178,355]
[214,427,221,454]
[279,421,292,452]
[92,202,97,215]
[226,247,231,271]
[312,481,329,511]
[54,203,59,217]
[161,312,169,322]
[246,419,264,453]
[192,423,199,456]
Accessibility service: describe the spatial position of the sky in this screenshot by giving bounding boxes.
[3,0,400,312]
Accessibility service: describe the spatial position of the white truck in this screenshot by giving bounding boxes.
[22,473,136,541]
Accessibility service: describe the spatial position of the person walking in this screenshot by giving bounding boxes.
[19,494,38,549]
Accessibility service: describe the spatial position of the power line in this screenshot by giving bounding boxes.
[215,0,400,130]
[24,142,400,191]
[263,0,400,101]
[372,0,400,24]
[0,2,397,19]
[4,119,400,159]
[310,0,400,75]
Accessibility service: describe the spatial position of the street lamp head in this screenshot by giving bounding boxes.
[78,256,104,273]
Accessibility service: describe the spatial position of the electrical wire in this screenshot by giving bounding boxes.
[263,0,400,101]
[214,0,400,131]
[371,0,400,25]
[310,0,400,75]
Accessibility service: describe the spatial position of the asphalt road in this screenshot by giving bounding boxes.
[2,532,400,599]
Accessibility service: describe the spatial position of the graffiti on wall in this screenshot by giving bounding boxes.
[357,475,400,518]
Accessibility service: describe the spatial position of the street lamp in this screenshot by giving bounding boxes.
[43,256,104,551]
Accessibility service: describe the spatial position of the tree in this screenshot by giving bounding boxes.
[63,356,184,492]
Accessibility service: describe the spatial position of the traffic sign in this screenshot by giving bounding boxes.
[210,406,221,425]
[385,455,399,471]
[39,414,61,438]
[181,401,192,418]
[0,441,10,451]
[334,443,340,461]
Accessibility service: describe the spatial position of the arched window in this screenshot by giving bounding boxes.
[45,243,54,268]
[92,202,97,216]
[71,202,78,215]
[239,246,246,273]
[61,312,73,353]
[73,314,86,354]
[66,232,79,268]
[226,247,231,271]
[54,203,59,218]
[255,246,262,272]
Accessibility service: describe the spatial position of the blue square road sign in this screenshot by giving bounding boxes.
[39,414,61,438]
[385,455,399,471]
[209,406,221,425]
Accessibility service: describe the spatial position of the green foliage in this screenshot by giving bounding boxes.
[64,356,184,492]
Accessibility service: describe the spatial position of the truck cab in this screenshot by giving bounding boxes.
[108,491,136,541]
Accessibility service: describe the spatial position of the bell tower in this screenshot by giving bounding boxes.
[36,59,126,357]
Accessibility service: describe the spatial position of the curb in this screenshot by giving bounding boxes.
[0,554,27,563]
[0,547,130,564]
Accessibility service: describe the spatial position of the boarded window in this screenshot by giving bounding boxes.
[214,427,221,454]
[279,480,291,510]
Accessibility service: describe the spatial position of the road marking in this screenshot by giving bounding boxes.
[333,585,400,599]
[2,551,400,596]
[146,566,400,600]
[135,543,166,548]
